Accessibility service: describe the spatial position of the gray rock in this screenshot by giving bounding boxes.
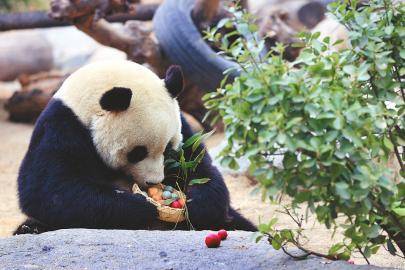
[0,229,393,270]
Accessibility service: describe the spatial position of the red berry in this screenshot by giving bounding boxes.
[178,198,186,207]
[170,200,182,208]
[205,233,221,248]
[217,229,228,240]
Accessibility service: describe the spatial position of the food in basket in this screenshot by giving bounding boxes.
[132,183,186,223]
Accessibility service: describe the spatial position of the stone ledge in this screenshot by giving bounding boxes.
[0,229,394,270]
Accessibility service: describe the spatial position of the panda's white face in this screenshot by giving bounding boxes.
[54,60,184,187]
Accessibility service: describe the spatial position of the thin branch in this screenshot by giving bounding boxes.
[355,244,370,265]
[0,4,157,31]
[264,232,338,261]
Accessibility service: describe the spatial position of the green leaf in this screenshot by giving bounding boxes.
[343,65,356,75]
[271,238,282,250]
[280,229,294,241]
[387,239,397,255]
[192,137,202,152]
[285,117,302,129]
[363,224,380,238]
[277,133,287,144]
[183,131,203,149]
[268,217,278,228]
[385,25,394,35]
[329,243,344,255]
[188,178,211,186]
[201,129,215,142]
[164,158,177,166]
[258,223,270,233]
[383,136,394,151]
[255,235,264,243]
[342,128,362,147]
[193,148,206,169]
[336,251,351,261]
[283,153,296,169]
[184,160,197,168]
[335,182,350,200]
[333,116,345,130]
[310,137,322,148]
[325,131,339,142]
[392,207,405,217]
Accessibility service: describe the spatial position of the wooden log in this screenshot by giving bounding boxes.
[0,31,54,81]
[4,89,53,123]
[0,4,158,31]
[4,71,66,123]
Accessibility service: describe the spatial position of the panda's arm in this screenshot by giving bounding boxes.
[19,150,158,230]
[18,114,158,230]
[22,167,158,230]
[180,116,230,228]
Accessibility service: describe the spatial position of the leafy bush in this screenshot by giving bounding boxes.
[204,0,404,261]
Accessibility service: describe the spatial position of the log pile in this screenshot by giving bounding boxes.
[0,31,54,81]
[2,0,332,127]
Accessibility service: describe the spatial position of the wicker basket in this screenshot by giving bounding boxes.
[132,184,186,223]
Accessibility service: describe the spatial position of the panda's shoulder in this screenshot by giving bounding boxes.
[30,99,94,153]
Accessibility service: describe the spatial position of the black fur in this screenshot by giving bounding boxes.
[99,87,132,111]
[16,99,157,233]
[14,218,51,235]
[15,99,256,234]
[127,146,148,164]
[164,65,183,98]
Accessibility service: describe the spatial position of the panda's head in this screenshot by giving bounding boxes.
[54,60,184,187]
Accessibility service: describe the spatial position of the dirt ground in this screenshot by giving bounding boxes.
[0,101,403,268]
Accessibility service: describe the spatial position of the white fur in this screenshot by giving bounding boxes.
[312,16,349,51]
[54,60,182,187]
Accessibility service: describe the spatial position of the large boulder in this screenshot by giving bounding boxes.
[0,229,393,270]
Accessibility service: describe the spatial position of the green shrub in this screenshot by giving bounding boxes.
[204,0,404,261]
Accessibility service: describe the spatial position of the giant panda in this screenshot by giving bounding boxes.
[14,60,256,234]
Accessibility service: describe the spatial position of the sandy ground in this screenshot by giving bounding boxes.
[0,101,403,268]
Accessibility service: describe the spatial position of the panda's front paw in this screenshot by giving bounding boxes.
[13,218,51,235]
[132,193,159,219]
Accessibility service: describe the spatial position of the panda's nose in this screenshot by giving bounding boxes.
[145,181,155,186]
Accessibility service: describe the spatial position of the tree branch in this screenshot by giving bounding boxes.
[0,4,157,31]
[264,232,338,261]
[49,0,165,75]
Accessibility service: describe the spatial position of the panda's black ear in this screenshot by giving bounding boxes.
[164,65,184,98]
[100,87,132,112]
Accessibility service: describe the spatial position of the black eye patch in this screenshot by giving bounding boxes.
[100,87,132,112]
[127,146,148,164]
